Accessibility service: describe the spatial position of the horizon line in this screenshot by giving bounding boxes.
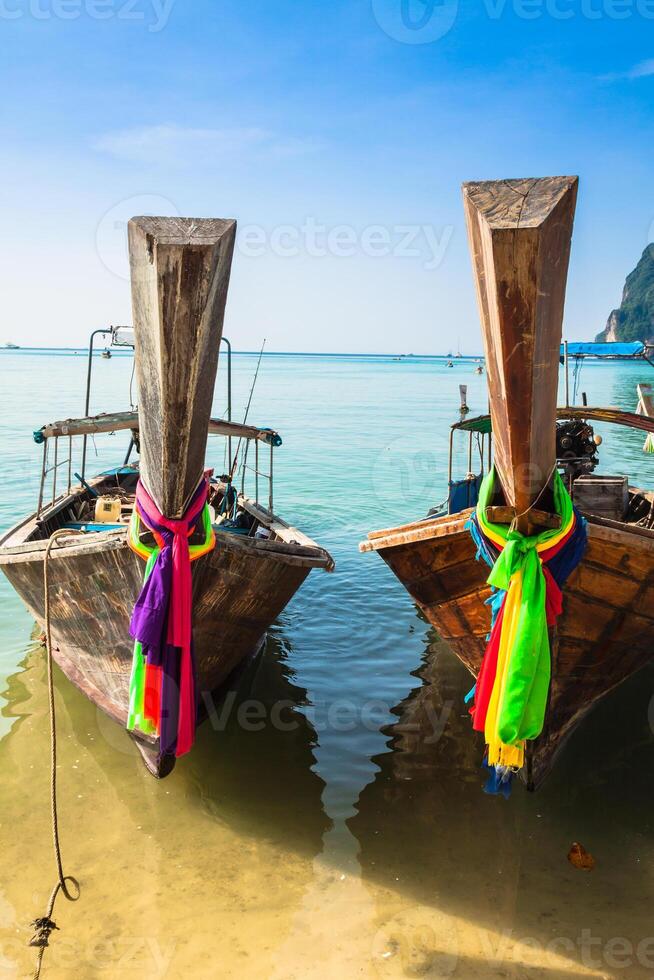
[1,346,488,359]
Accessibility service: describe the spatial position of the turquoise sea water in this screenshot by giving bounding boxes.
[0,349,653,979]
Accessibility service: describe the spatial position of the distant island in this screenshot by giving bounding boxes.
[596,243,654,344]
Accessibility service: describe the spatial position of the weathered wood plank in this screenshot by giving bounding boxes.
[365,510,473,543]
[37,411,279,445]
[360,512,474,552]
[573,475,628,521]
[37,412,139,440]
[128,215,237,517]
[454,407,654,435]
[485,505,561,531]
[462,176,578,530]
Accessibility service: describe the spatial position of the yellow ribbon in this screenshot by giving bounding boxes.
[484,568,525,769]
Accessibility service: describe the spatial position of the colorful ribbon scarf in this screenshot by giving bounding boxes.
[468,467,587,773]
[127,478,215,758]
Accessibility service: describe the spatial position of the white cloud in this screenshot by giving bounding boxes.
[94,124,319,164]
[599,58,654,82]
[629,58,654,78]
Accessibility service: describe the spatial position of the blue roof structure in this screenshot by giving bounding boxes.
[560,341,645,358]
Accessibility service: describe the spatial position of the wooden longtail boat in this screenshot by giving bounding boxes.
[361,177,654,789]
[0,217,333,778]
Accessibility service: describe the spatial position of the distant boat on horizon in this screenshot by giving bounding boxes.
[3,342,19,349]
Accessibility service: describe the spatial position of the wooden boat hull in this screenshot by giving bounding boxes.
[361,513,654,788]
[0,525,327,775]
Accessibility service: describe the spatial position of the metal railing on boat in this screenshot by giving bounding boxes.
[79,327,235,482]
[33,412,282,520]
[239,434,275,514]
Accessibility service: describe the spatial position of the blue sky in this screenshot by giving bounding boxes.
[1,0,652,352]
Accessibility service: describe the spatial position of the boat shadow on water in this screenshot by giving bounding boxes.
[183,629,333,853]
[0,626,331,858]
[1,620,653,976]
[348,631,654,978]
[0,625,335,978]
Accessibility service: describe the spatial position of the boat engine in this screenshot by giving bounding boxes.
[556,418,601,482]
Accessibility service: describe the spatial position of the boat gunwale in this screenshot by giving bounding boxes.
[0,491,334,571]
[360,505,654,554]
[0,525,333,570]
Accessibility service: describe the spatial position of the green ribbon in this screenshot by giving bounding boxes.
[476,468,574,745]
[476,465,573,551]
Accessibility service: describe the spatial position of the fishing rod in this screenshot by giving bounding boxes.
[229,338,266,481]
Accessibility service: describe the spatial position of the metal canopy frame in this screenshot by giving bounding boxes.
[80,327,234,479]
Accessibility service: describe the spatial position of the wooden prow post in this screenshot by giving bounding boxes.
[462,176,578,533]
[128,216,237,518]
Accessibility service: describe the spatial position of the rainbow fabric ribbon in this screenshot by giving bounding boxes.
[468,467,586,772]
[127,478,215,758]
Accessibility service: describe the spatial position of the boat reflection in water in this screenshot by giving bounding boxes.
[349,631,654,979]
[184,629,332,853]
[0,628,330,978]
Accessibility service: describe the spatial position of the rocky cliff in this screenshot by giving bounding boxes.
[596,243,654,344]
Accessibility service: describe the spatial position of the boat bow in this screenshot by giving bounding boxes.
[128,215,237,517]
[462,176,578,531]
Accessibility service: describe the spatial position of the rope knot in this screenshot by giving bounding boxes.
[158,516,190,537]
[488,532,539,590]
[505,528,537,550]
[29,917,59,948]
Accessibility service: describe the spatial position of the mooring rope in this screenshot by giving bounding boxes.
[30,529,82,979]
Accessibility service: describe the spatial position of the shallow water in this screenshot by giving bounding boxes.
[0,350,653,979]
